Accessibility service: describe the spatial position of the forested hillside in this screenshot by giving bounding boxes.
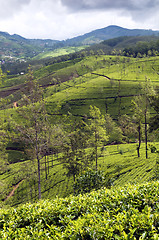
[2,34,159,76]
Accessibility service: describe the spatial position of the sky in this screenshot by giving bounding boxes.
[0,0,159,40]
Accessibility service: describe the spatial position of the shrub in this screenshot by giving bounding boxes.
[74,169,106,194]
[149,144,157,153]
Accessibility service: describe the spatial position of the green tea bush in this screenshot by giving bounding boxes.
[0,181,158,239]
[73,169,106,194]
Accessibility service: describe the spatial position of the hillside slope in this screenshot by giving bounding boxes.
[0,55,159,207]
[1,142,158,207]
[1,55,159,119]
[0,31,60,59]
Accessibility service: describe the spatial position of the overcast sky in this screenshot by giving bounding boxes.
[0,0,159,40]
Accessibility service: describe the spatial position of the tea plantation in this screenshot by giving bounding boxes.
[0,53,159,239]
[0,181,158,239]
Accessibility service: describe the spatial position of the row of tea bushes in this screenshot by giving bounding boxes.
[0,181,158,239]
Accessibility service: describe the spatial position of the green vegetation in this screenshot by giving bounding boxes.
[0,181,158,239]
[0,53,159,206]
[33,46,88,60]
[74,169,106,194]
[0,38,159,240]
[0,31,60,60]
[41,55,159,119]
[0,142,158,207]
[2,25,159,76]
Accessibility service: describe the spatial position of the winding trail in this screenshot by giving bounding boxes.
[5,180,24,201]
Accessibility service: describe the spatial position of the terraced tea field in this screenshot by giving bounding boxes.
[1,142,158,207]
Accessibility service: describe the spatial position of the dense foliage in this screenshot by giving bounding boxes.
[123,39,159,57]
[74,169,106,194]
[0,181,158,239]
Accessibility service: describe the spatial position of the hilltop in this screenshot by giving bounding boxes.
[64,25,159,45]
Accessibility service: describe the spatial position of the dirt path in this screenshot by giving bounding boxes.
[5,180,24,201]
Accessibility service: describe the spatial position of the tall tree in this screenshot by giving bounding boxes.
[132,79,155,158]
[149,94,159,179]
[105,114,123,144]
[88,106,108,170]
[132,95,144,157]
[142,79,155,159]
[149,94,159,132]
[0,118,9,175]
[118,114,138,143]
[61,116,90,182]
[12,67,50,199]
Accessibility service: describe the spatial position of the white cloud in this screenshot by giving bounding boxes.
[0,0,159,40]
[0,0,31,19]
[61,0,159,12]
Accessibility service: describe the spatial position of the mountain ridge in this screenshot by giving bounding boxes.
[1,25,159,60]
[64,25,159,45]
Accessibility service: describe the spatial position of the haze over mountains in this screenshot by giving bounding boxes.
[1,25,159,60]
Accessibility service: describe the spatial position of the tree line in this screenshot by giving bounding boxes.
[123,40,159,58]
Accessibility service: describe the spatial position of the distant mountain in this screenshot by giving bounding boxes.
[1,25,159,60]
[0,31,60,59]
[64,25,159,46]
